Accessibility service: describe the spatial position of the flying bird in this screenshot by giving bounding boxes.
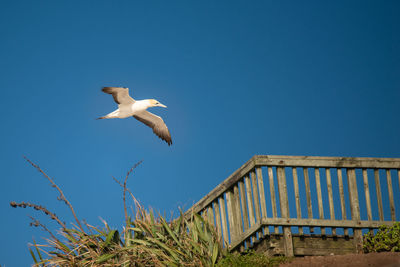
[98,87,172,145]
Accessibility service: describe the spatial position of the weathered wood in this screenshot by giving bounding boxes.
[226,190,237,242]
[337,169,348,236]
[347,168,362,253]
[374,169,384,221]
[251,170,263,238]
[218,196,229,245]
[386,169,396,221]
[292,236,356,256]
[254,155,400,169]
[244,175,255,243]
[326,168,336,235]
[276,167,294,257]
[362,169,372,222]
[303,167,314,233]
[238,179,249,231]
[256,167,269,235]
[292,167,303,235]
[214,200,223,240]
[233,185,243,236]
[260,217,398,229]
[315,168,325,235]
[268,167,279,233]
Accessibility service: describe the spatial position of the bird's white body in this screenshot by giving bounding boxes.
[105,100,152,119]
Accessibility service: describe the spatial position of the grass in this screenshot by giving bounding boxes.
[11,157,288,266]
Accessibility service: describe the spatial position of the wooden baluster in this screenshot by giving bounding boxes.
[219,196,229,246]
[326,168,336,236]
[214,200,223,240]
[251,170,262,238]
[374,169,384,221]
[347,168,362,253]
[238,179,249,231]
[303,167,314,233]
[276,167,293,257]
[292,167,303,235]
[268,167,279,234]
[256,167,269,235]
[315,168,325,235]
[362,169,372,233]
[226,189,237,243]
[244,175,255,243]
[233,185,243,235]
[337,169,348,236]
[386,169,396,221]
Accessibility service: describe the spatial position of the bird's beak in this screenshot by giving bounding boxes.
[158,103,167,108]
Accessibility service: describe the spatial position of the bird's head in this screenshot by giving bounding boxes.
[149,99,167,108]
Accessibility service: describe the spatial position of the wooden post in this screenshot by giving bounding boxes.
[303,167,314,233]
[226,189,237,242]
[244,175,256,243]
[251,170,263,238]
[214,200,223,240]
[292,167,303,235]
[362,169,372,226]
[337,169,348,236]
[374,169,384,221]
[276,167,294,257]
[239,179,249,231]
[386,169,396,221]
[268,167,279,234]
[219,196,229,246]
[326,168,336,235]
[315,168,325,235]
[233,185,243,235]
[256,167,269,235]
[347,168,362,253]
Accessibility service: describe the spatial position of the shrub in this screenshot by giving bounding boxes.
[363,222,400,253]
[216,251,289,267]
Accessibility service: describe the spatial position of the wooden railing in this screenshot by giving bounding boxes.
[186,155,400,256]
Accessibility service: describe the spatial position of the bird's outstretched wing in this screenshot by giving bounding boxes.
[133,111,172,145]
[102,87,135,105]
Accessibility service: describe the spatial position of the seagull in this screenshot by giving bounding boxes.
[97,87,172,146]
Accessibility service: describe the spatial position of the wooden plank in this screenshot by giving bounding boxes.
[292,167,303,235]
[226,189,237,242]
[347,168,362,253]
[251,170,263,238]
[219,196,229,245]
[292,236,356,256]
[268,167,279,233]
[337,169,348,236]
[260,217,398,229]
[229,217,398,251]
[398,170,400,195]
[244,175,255,243]
[326,168,336,235]
[256,167,269,235]
[315,168,325,235]
[233,185,243,236]
[303,167,314,233]
[207,205,214,226]
[386,169,396,221]
[362,169,372,222]
[374,169,384,221]
[254,155,400,169]
[238,179,249,231]
[276,167,294,257]
[214,200,223,240]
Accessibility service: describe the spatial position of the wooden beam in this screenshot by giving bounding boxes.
[254,155,400,169]
[277,167,294,257]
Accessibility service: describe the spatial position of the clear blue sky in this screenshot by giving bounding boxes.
[1,1,399,265]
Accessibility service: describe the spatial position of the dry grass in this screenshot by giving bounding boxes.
[10,157,226,266]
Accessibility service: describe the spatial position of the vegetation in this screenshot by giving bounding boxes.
[11,157,286,266]
[216,251,289,267]
[363,222,400,253]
